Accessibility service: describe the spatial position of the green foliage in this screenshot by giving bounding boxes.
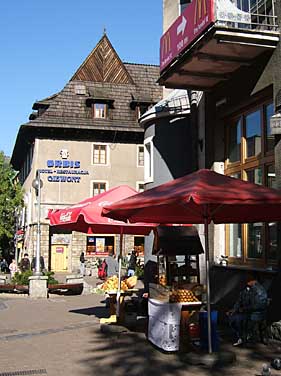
[11,270,59,286]
[12,270,33,285]
[43,271,59,285]
[0,152,23,256]
[134,264,144,278]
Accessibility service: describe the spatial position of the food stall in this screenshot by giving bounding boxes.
[148,226,204,352]
[99,275,139,324]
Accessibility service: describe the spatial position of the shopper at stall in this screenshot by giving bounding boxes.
[127,250,137,277]
[105,250,118,277]
[227,273,268,346]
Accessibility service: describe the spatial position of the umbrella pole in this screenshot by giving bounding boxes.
[116,231,123,318]
[204,217,212,354]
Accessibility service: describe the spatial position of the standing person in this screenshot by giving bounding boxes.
[9,259,18,278]
[0,258,8,273]
[127,250,137,277]
[19,253,30,273]
[105,250,118,277]
[31,255,45,272]
[79,251,85,276]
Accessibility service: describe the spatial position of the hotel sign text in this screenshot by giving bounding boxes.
[39,158,89,184]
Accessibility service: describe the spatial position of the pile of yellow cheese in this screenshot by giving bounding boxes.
[101,275,138,293]
[169,289,199,303]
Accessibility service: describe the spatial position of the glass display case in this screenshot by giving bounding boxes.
[158,254,200,287]
[151,226,204,303]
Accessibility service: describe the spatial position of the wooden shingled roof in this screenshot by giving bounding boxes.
[71,34,134,84]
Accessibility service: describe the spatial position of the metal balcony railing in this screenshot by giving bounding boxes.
[155,94,190,115]
[215,0,278,31]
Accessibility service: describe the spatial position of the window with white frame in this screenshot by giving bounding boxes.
[93,144,108,165]
[92,181,107,196]
[144,136,154,183]
[93,103,107,119]
[137,145,144,167]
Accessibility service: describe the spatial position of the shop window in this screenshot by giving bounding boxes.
[266,164,277,260]
[227,118,241,163]
[227,172,242,258]
[245,110,261,158]
[266,164,276,189]
[93,103,107,119]
[225,99,275,267]
[228,223,242,258]
[134,236,144,256]
[92,181,107,196]
[246,167,262,185]
[86,235,115,256]
[246,167,263,259]
[93,144,107,165]
[247,222,264,259]
[137,145,144,167]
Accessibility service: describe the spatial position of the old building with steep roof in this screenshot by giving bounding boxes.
[11,34,162,272]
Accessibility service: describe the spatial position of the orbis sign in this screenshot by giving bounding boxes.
[160,0,214,72]
[39,149,89,183]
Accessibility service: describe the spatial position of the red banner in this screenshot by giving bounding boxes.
[160,0,214,72]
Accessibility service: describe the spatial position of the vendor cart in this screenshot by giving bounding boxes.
[148,226,204,352]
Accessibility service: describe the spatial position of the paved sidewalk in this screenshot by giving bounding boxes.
[0,279,279,376]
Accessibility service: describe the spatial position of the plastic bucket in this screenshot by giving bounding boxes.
[199,310,219,352]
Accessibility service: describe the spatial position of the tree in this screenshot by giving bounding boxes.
[0,152,23,258]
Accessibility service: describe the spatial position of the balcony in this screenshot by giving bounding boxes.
[159,0,279,91]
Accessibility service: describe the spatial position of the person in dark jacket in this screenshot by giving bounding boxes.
[19,253,30,273]
[228,273,268,346]
[79,252,85,276]
[31,256,45,272]
[127,250,137,276]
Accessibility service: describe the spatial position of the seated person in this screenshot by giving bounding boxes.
[227,272,268,346]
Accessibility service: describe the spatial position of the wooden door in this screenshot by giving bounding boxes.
[51,245,68,271]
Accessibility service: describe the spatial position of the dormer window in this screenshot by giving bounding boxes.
[130,99,155,120]
[85,95,114,119]
[93,103,107,119]
[137,104,151,119]
[75,84,87,95]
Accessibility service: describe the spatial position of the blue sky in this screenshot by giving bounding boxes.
[0,1,162,157]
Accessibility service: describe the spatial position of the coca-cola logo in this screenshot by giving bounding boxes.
[98,201,112,207]
[59,211,72,222]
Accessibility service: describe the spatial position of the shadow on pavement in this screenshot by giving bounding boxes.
[76,319,281,376]
[69,306,109,318]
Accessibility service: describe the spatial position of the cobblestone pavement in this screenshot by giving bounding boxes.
[0,276,280,376]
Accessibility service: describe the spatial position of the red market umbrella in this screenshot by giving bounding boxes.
[48,185,154,236]
[102,169,281,353]
[48,185,157,317]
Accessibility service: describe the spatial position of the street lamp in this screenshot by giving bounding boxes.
[32,170,43,276]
